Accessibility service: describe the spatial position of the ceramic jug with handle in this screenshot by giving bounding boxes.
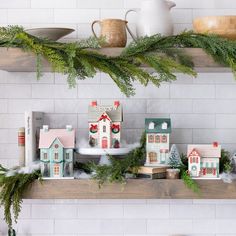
[91,19,128,47]
[125,0,176,39]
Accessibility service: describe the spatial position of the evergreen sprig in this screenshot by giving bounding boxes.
[169,154,200,194]
[89,136,200,195]
[88,133,146,187]
[0,165,41,233]
[220,149,233,173]
[1,26,236,96]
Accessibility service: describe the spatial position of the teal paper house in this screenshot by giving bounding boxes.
[145,118,171,166]
[39,125,75,178]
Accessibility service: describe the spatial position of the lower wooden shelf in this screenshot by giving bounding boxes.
[22,179,236,199]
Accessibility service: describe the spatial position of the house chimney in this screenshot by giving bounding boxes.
[66,125,72,131]
[91,101,97,107]
[114,101,120,107]
[213,141,218,147]
[43,125,49,132]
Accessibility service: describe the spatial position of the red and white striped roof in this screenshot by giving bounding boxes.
[187,144,221,158]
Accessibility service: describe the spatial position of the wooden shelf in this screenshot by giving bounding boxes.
[0,47,231,73]
[22,179,236,199]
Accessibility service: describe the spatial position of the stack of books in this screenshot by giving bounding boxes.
[137,166,168,179]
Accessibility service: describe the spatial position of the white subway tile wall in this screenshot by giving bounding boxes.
[0,0,236,235]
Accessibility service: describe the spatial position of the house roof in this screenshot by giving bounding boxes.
[145,118,171,133]
[187,144,221,158]
[39,129,75,149]
[188,148,201,158]
[88,103,123,122]
[98,112,111,121]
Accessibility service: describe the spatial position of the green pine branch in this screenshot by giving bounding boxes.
[0,166,41,231]
[168,153,200,194]
[88,133,146,187]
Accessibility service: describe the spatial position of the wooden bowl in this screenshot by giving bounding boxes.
[25,27,75,41]
[193,16,236,40]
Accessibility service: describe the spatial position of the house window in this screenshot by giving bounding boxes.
[192,157,196,163]
[43,163,49,177]
[161,122,168,130]
[103,119,106,122]
[103,125,106,132]
[207,168,213,174]
[202,168,206,175]
[162,135,167,143]
[66,153,70,160]
[54,164,60,176]
[54,144,59,149]
[148,134,154,143]
[160,149,168,162]
[55,153,58,160]
[149,152,157,163]
[43,153,47,160]
[155,135,160,143]
[64,162,71,177]
[213,168,216,175]
[148,122,155,130]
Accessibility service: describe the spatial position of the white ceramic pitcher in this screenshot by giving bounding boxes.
[125,0,176,39]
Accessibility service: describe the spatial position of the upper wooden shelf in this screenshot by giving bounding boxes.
[0,47,231,73]
[22,179,236,199]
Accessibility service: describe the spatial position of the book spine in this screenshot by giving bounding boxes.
[25,111,44,166]
[25,111,32,167]
[18,127,25,167]
[137,172,166,179]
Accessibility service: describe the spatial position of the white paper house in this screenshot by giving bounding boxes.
[88,101,123,149]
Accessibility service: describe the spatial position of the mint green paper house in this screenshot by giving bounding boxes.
[39,125,75,178]
[145,118,171,166]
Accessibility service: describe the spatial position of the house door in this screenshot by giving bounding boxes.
[191,165,198,177]
[149,152,157,163]
[53,164,60,178]
[102,137,108,148]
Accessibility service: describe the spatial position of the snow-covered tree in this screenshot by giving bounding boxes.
[168,144,182,168]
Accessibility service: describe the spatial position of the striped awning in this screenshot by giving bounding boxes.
[202,162,217,168]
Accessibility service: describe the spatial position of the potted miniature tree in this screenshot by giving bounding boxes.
[167,144,182,179]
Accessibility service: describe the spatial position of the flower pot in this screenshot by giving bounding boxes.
[166,168,180,179]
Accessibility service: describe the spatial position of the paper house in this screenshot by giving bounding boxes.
[187,143,221,179]
[88,101,123,149]
[39,125,75,178]
[145,118,171,166]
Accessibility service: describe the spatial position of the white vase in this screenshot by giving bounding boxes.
[125,0,176,39]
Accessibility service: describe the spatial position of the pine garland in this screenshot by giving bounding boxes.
[1,26,236,96]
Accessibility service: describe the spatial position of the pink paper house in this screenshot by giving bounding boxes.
[187,143,221,179]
